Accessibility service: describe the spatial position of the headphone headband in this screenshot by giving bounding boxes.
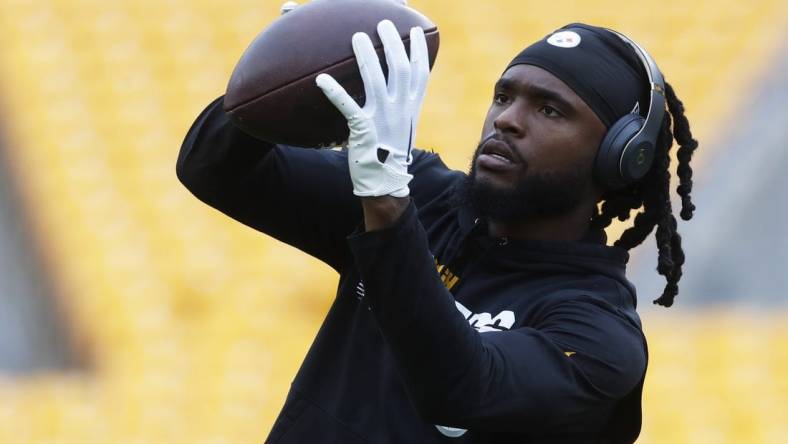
[605,29,665,137]
[602,28,666,186]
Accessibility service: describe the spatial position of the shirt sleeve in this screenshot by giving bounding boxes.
[346,200,647,435]
[176,95,361,270]
[177,97,457,272]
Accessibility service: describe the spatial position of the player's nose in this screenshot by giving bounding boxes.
[493,104,526,138]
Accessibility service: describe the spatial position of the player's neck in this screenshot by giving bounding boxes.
[486,201,596,242]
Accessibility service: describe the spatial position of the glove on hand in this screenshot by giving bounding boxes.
[316,20,430,198]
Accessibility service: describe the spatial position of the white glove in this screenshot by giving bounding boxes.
[315,20,430,198]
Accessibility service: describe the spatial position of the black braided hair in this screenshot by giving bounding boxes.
[589,82,697,307]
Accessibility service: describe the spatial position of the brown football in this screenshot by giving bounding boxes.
[223,0,439,147]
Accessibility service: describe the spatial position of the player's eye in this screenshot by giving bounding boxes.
[540,105,563,118]
[493,93,509,105]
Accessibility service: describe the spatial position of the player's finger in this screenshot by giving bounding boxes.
[409,26,429,99]
[377,19,410,101]
[315,73,363,121]
[352,32,387,106]
[280,1,298,15]
[351,34,376,109]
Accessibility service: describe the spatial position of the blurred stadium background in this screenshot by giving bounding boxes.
[0,0,786,442]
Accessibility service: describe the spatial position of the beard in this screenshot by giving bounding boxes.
[454,139,594,222]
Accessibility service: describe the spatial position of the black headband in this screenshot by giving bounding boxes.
[506,23,649,128]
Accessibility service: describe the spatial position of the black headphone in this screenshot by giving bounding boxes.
[593,29,666,190]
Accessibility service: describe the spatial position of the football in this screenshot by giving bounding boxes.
[223,0,440,147]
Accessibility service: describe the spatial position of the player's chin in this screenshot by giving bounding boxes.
[474,156,522,186]
[472,170,518,195]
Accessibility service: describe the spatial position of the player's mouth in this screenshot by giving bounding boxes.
[477,138,519,171]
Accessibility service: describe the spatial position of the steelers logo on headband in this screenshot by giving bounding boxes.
[547,31,582,48]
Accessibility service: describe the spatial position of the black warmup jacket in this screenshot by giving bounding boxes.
[176,97,648,444]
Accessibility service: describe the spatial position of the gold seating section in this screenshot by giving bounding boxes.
[0,0,786,442]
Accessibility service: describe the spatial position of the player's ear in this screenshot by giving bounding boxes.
[280,1,298,15]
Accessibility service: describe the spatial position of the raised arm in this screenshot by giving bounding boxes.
[176,96,361,270]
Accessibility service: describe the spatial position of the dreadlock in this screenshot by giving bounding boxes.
[589,82,698,307]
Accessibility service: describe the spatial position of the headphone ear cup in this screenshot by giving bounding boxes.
[594,114,645,190]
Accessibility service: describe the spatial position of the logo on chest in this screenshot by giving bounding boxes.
[435,257,516,332]
[454,300,515,332]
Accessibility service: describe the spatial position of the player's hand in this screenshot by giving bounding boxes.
[315,20,430,198]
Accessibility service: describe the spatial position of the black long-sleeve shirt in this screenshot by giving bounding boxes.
[177,96,648,443]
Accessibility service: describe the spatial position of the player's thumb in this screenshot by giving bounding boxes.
[316,74,363,122]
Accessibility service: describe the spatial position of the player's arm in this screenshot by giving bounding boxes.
[175,1,368,270]
[176,95,362,270]
[347,200,647,435]
[176,95,450,271]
